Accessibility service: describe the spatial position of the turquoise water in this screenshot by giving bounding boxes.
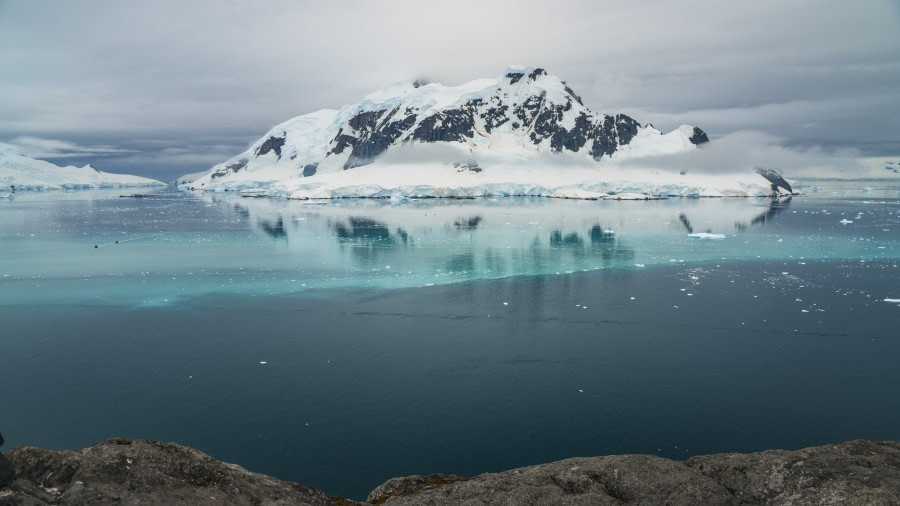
[1,182,897,307]
[1,181,899,499]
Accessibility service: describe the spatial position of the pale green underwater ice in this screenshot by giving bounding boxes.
[0,181,898,307]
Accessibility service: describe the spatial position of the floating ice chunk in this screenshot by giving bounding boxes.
[634,264,645,267]
[503,302,509,306]
[863,186,874,193]
[884,298,900,304]
[240,189,268,198]
[688,233,725,240]
[260,361,267,365]
[839,219,853,224]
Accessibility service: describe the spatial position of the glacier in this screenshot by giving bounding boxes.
[0,143,165,191]
[183,66,793,200]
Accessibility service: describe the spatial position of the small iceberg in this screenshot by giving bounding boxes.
[884,298,900,304]
[839,219,853,225]
[240,189,269,198]
[863,186,874,193]
[688,233,726,240]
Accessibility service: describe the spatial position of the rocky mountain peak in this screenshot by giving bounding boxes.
[193,66,712,189]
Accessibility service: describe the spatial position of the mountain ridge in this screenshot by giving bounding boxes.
[185,66,791,199]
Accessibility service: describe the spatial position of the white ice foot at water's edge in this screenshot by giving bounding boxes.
[180,163,794,201]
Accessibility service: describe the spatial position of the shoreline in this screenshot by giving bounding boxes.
[3,438,899,504]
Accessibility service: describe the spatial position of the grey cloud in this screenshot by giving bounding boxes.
[0,0,898,177]
[9,136,138,159]
[611,130,867,178]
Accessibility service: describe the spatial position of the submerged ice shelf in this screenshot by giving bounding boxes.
[0,185,898,307]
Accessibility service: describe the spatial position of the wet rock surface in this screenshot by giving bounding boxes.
[2,439,898,505]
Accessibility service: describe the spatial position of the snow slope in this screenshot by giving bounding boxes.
[185,66,789,199]
[0,143,165,191]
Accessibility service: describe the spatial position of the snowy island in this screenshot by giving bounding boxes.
[183,66,795,200]
[0,143,164,192]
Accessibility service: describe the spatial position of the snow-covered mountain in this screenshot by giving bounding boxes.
[0,143,165,191]
[187,66,791,199]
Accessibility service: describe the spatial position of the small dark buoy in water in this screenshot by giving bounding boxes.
[115,240,119,243]
[0,432,4,446]
[94,245,98,248]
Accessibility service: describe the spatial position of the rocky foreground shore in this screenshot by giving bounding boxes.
[1,438,899,505]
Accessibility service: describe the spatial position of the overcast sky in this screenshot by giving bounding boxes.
[1,0,898,180]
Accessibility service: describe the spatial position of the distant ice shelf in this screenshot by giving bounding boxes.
[0,142,165,191]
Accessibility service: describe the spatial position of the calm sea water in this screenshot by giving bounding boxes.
[1,181,898,499]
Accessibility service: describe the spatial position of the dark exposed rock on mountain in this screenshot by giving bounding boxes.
[3,439,899,505]
[189,66,723,194]
[689,126,710,145]
[755,167,794,194]
[256,135,286,159]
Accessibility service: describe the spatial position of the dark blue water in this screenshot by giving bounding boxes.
[1,183,899,500]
